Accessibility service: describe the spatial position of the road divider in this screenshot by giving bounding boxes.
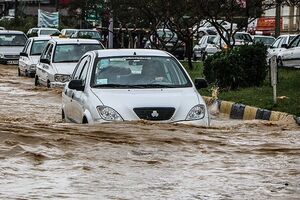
[203,96,298,124]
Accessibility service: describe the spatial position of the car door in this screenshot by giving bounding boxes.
[19,39,31,74]
[284,35,300,67]
[66,55,91,122]
[39,44,54,85]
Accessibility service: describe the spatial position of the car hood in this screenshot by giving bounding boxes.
[0,46,23,55]
[90,87,202,114]
[52,62,77,75]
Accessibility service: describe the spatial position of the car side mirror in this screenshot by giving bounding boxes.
[68,79,84,91]
[281,44,288,48]
[20,52,28,57]
[40,58,50,64]
[194,78,208,89]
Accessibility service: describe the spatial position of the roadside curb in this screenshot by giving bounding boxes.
[203,96,298,124]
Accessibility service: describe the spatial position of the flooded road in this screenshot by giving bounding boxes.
[0,64,299,199]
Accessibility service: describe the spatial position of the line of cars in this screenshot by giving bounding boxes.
[0,27,211,126]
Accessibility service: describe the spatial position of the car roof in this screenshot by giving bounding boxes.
[48,38,101,44]
[94,49,172,58]
[0,30,25,34]
[76,29,98,32]
[278,34,297,37]
[253,35,275,38]
[30,36,53,40]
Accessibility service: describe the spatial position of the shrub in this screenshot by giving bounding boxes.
[203,43,268,90]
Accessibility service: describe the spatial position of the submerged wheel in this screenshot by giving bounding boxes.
[47,80,50,88]
[82,116,88,124]
[17,68,21,76]
[34,75,40,86]
[62,109,66,122]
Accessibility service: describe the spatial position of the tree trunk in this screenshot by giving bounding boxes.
[185,37,193,70]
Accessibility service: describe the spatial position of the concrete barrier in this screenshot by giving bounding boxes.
[203,96,297,124]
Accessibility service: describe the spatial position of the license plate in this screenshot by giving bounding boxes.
[7,60,18,65]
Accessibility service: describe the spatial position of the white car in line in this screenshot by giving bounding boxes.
[0,30,28,65]
[27,27,61,37]
[35,38,104,88]
[267,34,296,62]
[18,36,51,77]
[62,49,210,126]
[277,34,300,68]
[193,35,216,61]
[204,31,253,56]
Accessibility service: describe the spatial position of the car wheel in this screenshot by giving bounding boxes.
[34,75,40,86]
[202,52,207,61]
[18,68,21,76]
[82,116,88,124]
[62,109,66,122]
[47,80,51,88]
[192,53,197,61]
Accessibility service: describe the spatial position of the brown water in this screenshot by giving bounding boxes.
[0,65,299,199]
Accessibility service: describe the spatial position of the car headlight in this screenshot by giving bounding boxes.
[186,104,206,121]
[97,106,123,121]
[54,74,70,83]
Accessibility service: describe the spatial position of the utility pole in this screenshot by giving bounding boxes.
[275,0,282,37]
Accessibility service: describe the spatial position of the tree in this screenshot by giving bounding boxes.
[65,0,105,28]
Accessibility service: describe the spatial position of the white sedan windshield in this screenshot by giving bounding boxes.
[53,44,102,63]
[91,56,192,88]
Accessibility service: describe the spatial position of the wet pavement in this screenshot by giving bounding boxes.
[0,64,299,199]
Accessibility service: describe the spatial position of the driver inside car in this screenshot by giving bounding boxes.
[139,60,166,83]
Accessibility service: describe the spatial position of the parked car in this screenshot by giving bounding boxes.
[267,34,296,62]
[277,34,300,68]
[193,35,216,61]
[0,16,14,21]
[252,35,275,47]
[60,29,78,37]
[70,29,102,41]
[195,20,237,37]
[62,49,210,126]
[144,28,185,60]
[18,36,51,77]
[204,31,253,57]
[35,38,104,88]
[27,27,60,37]
[0,30,28,64]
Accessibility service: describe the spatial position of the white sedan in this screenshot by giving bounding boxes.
[18,36,51,77]
[35,38,104,88]
[277,34,300,68]
[62,49,210,126]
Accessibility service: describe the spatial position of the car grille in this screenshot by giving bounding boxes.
[133,107,175,121]
[5,55,19,59]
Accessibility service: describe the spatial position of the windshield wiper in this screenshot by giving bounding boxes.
[93,84,144,88]
[132,84,177,88]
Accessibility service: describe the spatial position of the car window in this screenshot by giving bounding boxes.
[22,39,31,53]
[40,43,51,59]
[73,56,89,79]
[45,44,54,61]
[79,56,91,82]
[289,35,300,48]
[278,37,287,47]
[40,29,60,36]
[271,37,282,48]
[91,56,192,88]
[0,34,27,46]
[53,43,102,63]
[78,31,101,39]
[288,36,295,43]
[30,40,48,55]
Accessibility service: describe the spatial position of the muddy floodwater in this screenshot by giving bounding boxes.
[0,64,299,199]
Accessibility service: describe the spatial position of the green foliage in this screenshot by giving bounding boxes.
[0,16,37,33]
[203,44,268,90]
